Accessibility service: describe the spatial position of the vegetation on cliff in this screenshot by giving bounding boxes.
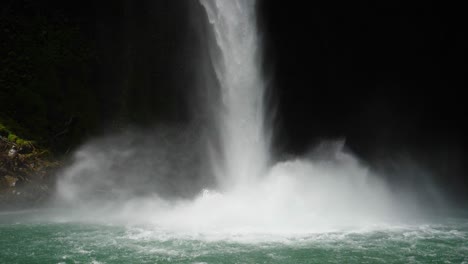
[1,10,99,153]
[0,3,98,205]
[0,1,196,207]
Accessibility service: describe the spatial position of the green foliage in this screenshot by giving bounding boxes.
[0,115,35,147]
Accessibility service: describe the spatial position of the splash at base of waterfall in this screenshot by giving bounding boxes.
[56,139,433,235]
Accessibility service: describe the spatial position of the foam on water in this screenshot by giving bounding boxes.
[2,211,467,263]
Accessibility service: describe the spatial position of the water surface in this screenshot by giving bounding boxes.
[1,210,467,264]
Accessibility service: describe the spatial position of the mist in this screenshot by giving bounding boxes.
[50,128,448,237]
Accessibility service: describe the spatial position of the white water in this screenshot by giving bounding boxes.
[200,0,270,189]
[54,0,441,236]
[55,136,430,235]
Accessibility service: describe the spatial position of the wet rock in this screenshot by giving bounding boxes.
[0,139,60,210]
[8,146,17,157]
[2,175,18,187]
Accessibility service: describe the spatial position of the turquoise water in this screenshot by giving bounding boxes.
[1,210,467,264]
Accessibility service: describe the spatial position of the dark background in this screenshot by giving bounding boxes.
[259,0,467,203]
[1,0,467,202]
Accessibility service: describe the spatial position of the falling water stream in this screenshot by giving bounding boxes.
[200,0,270,189]
[1,0,467,263]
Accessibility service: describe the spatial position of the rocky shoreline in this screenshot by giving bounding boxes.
[0,138,60,210]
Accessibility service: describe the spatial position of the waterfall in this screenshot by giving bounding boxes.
[53,0,435,234]
[199,0,270,189]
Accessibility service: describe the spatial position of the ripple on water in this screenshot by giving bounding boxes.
[0,212,467,264]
